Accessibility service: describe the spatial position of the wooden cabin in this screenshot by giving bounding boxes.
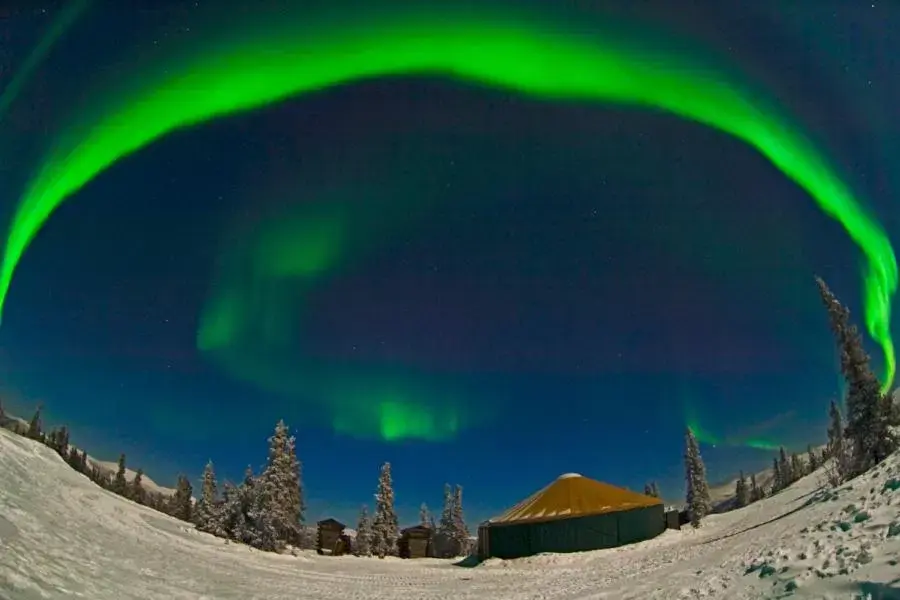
[398,525,433,559]
[316,518,346,555]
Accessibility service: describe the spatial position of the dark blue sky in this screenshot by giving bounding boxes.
[0,0,897,526]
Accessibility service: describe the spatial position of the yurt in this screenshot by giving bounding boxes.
[477,472,664,559]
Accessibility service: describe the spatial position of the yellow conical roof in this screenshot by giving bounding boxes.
[489,473,662,525]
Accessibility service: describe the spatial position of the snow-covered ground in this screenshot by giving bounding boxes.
[1,428,898,599]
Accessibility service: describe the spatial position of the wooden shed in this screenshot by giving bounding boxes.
[476,521,490,560]
[316,518,346,555]
[664,509,681,530]
[398,525,433,559]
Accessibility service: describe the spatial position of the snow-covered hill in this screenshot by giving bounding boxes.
[86,458,176,497]
[707,446,827,513]
[1,428,898,599]
[0,413,176,497]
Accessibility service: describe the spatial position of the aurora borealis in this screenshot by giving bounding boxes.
[0,0,897,522]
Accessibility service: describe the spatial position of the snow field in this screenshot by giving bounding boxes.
[1,427,898,600]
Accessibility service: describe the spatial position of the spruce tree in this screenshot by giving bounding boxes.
[219,480,246,541]
[734,471,749,508]
[112,453,128,495]
[371,462,399,558]
[437,482,454,553]
[749,473,762,502]
[807,444,820,472]
[684,428,711,527]
[233,467,258,545]
[827,399,849,483]
[131,468,147,504]
[644,483,653,496]
[790,452,804,480]
[258,420,304,549]
[890,389,900,425]
[650,481,660,498]
[816,277,897,475]
[771,457,782,493]
[451,485,470,556]
[778,447,792,487]
[171,474,193,522]
[355,505,373,556]
[194,460,220,533]
[27,403,43,440]
[57,426,69,458]
[419,502,430,527]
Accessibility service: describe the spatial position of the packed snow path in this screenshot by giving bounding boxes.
[1,429,898,600]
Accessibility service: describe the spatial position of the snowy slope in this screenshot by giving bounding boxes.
[1,427,898,600]
[0,412,176,497]
[87,458,176,497]
[707,447,827,513]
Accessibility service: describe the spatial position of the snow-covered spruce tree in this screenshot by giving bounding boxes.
[66,445,79,469]
[371,462,399,558]
[807,444,820,472]
[355,505,373,556]
[419,502,430,527]
[451,485,470,556]
[288,442,307,545]
[816,276,897,476]
[246,478,279,551]
[26,403,43,440]
[219,480,244,541]
[771,457,782,494]
[684,428,711,527]
[257,420,305,550]
[48,426,69,458]
[825,399,850,485]
[749,473,762,503]
[112,453,128,496]
[436,483,454,557]
[438,483,453,535]
[170,474,193,522]
[790,453,804,480]
[890,388,900,426]
[194,460,220,533]
[131,468,147,505]
[734,471,749,508]
[778,447,792,487]
[217,467,260,545]
[650,482,660,498]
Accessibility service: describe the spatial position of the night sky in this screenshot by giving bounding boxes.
[1,0,898,527]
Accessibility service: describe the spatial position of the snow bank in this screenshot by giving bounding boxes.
[1,427,898,599]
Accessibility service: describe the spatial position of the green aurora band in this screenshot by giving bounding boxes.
[195,186,476,442]
[1,5,897,440]
[0,0,93,122]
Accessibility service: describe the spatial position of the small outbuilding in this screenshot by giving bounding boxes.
[398,525,433,558]
[664,508,681,530]
[316,518,346,555]
[478,472,665,560]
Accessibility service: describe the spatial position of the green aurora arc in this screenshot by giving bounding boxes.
[1,5,897,440]
[0,0,93,122]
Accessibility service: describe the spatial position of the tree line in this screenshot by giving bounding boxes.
[680,277,900,528]
[0,408,470,557]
